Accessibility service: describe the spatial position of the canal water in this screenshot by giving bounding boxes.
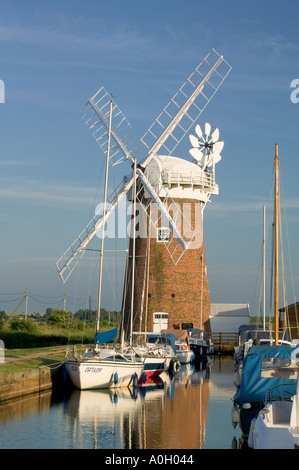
[0,355,241,450]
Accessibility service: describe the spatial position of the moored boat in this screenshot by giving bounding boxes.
[64,344,144,390]
[234,329,295,387]
[187,328,212,359]
[233,145,299,447]
[161,329,195,364]
[123,345,167,385]
[232,343,298,440]
[175,340,195,364]
[247,346,299,448]
[122,331,180,385]
[140,332,180,372]
[63,102,145,391]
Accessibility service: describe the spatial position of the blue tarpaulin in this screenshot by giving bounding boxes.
[233,345,297,405]
[94,328,118,344]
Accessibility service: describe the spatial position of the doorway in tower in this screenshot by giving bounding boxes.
[153,312,169,333]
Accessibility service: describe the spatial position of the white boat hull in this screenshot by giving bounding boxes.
[176,350,195,364]
[249,401,295,449]
[64,358,144,390]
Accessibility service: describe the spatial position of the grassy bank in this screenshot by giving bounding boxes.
[0,322,95,349]
[1,326,93,351]
[1,346,68,374]
[0,318,118,373]
[0,317,118,348]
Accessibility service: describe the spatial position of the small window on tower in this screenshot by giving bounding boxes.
[157,227,170,242]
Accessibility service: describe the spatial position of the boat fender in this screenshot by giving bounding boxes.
[142,371,147,383]
[231,406,240,427]
[242,403,251,409]
[114,372,118,384]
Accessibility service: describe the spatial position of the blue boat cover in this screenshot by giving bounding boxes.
[94,327,118,344]
[233,345,297,404]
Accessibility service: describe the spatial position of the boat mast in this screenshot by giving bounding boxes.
[96,99,113,333]
[129,158,137,346]
[262,205,266,331]
[274,143,279,345]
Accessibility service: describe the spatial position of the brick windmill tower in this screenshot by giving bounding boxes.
[123,121,226,336]
[56,49,231,341]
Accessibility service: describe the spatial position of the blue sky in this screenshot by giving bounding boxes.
[1,0,299,317]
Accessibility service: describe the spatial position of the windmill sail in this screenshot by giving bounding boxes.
[141,49,231,158]
[56,177,134,283]
[81,87,141,166]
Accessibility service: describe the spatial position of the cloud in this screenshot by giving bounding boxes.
[206,196,299,219]
[0,18,152,58]
[10,256,57,264]
[206,199,265,216]
[0,177,101,206]
[0,159,39,166]
[0,13,209,73]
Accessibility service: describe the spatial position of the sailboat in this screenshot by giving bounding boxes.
[232,144,298,442]
[233,204,295,389]
[64,100,144,390]
[123,332,177,385]
[247,144,299,448]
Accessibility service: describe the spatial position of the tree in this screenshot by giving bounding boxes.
[47,309,70,328]
[45,308,55,319]
[10,319,37,333]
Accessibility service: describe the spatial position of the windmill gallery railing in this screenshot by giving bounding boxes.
[161,169,218,191]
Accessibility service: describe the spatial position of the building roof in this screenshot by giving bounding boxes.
[149,154,204,175]
[210,303,250,317]
[209,303,251,333]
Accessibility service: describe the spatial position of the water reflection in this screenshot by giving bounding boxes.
[63,360,211,449]
[0,356,241,449]
[0,390,52,425]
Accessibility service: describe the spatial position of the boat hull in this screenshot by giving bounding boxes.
[249,402,294,449]
[176,350,195,364]
[138,356,166,385]
[189,343,208,359]
[64,359,144,390]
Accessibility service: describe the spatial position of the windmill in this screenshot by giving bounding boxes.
[56,49,231,337]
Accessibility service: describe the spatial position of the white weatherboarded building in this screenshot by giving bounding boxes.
[209,304,250,333]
